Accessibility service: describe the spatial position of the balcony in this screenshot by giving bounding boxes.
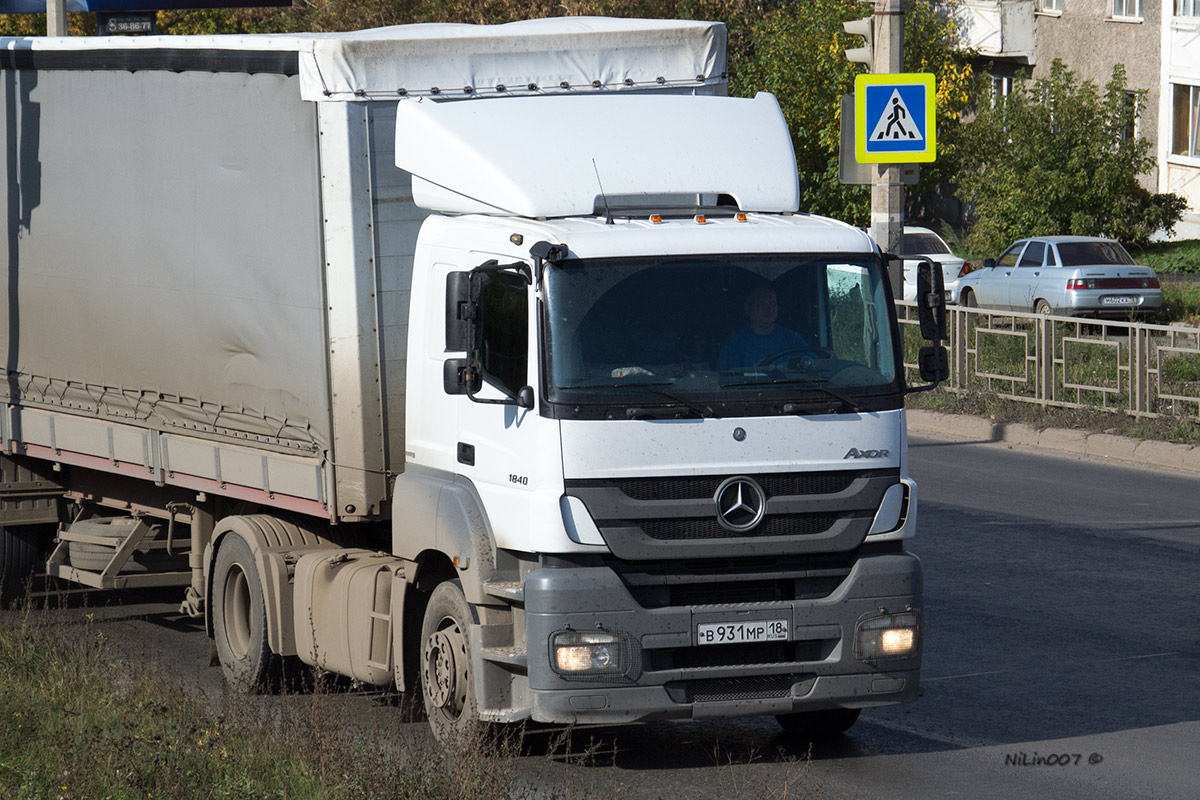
[949,0,1036,62]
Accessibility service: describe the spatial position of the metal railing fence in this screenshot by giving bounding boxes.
[897,302,1200,420]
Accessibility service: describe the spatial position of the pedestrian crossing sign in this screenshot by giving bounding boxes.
[855,73,937,164]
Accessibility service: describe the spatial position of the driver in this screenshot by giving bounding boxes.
[716,285,807,370]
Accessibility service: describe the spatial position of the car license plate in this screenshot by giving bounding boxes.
[697,619,788,645]
[1101,295,1135,305]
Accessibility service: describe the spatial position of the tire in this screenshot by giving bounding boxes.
[212,534,274,693]
[775,708,862,739]
[1,525,39,606]
[962,289,978,308]
[420,580,482,743]
[67,518,187,574]
[1035,299,1052,316]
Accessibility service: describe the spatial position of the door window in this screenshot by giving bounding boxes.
[1018,241,1045,267]
[996,244,1024,268]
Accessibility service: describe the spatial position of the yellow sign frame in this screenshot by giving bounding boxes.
[854,73,937,164]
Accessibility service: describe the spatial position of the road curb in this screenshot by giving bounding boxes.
[906,409,1200,474]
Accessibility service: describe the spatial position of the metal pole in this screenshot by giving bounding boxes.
[869,0,904,297]
[47,0,67,36]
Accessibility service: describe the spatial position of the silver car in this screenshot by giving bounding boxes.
[956,236,1162,317]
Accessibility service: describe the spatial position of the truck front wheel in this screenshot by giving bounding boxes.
[420,580,480,742]
[212,534,273,693]
[775,708,861,739]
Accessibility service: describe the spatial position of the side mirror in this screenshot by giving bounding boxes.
[983,258,996,269]
[516,385,535,410]
[918,345,949,383]
[916,259,947,342]
[443,357,480,395]
[445,271,473,352]
[906,257,950,395]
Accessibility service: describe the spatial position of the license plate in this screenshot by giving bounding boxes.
[1101,295,1136,305]
[697,619,788,645]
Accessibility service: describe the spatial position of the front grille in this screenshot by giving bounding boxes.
[639,514,843,541]
[611,471,860,501]
[565,468,899,559]
[607,556,854,610]
[679,674,808,703]
[649,640,831,671]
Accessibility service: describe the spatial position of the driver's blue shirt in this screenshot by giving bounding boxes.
[717,325,807,371]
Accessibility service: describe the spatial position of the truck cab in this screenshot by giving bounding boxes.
[391,92,928,738]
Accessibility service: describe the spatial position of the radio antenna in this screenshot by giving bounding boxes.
[592,159,614,225]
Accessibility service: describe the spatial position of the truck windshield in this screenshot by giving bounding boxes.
[542,254,902,419]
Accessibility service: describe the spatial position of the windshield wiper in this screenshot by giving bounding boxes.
[721,377,861,413]
[785,384,861,413]
[627,388,716,419]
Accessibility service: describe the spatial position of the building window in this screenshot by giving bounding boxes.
[1040,0,1062,11]
[1111,0,1142,18]
[992,75,1012,103]
[1172,84,1200,157]
[1178,0,1200,16]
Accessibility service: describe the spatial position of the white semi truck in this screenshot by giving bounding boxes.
[0,18,947,740]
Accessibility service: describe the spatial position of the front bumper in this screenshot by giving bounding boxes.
[523,551,922,724]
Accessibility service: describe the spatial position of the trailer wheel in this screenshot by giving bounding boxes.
[420,580,480,743]
[1,526,39,606]
[775,708,861,739]
[212,534,273,693]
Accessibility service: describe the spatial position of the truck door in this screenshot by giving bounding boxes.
[449,260,562,554]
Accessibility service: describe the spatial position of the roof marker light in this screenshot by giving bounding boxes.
[735,213,748,222]
[649,214,663,224]
[694,215,707,224]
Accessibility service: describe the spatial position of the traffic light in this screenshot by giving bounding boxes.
[843,16,874,71]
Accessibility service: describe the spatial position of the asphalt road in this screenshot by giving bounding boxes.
[7,432,1199,799]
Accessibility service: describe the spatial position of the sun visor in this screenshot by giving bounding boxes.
[393,92,800,218]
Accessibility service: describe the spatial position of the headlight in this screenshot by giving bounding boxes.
[550,630,633,679]
[855,611,921,661]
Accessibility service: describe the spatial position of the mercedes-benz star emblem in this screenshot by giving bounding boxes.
[714,476,766,532]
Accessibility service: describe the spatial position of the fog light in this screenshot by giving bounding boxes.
[855,611,920,661]
[881,628,915,654]
[551,630,626,676]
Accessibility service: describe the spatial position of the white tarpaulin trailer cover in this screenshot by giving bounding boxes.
[0,17,727,102]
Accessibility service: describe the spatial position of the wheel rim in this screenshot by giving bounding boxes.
[423,617,468,717]
[1036,301,1051,315]
[222,565,252,660]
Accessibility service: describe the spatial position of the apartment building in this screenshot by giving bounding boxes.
[952,1,1200,238]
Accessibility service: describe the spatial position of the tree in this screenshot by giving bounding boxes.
[959,60,1185,254]
[732,0,973,225]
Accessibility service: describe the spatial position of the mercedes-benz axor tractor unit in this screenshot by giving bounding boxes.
[0,18,947,741]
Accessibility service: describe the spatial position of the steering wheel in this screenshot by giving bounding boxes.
[755,347,829,369]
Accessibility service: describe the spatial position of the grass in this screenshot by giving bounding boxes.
[1131,238,1200,274]
[0,603,558,800]
[0,599,828,800]
[1155,284,1200,327]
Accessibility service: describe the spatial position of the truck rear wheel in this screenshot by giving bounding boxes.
[775,708,861,739]
[420,580,480,743]
[1,525,39,606]
[212,534,273,693]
